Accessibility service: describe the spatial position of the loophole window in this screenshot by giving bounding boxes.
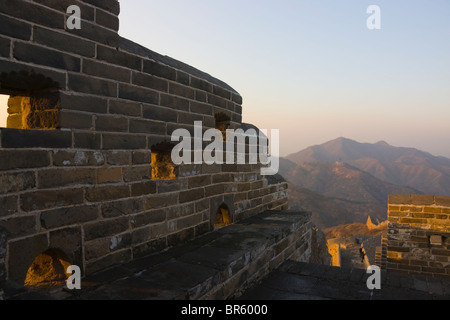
[215,204,231,228]
[151,142,177,180]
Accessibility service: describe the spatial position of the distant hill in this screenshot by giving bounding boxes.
[285,137,450,196]
[282,161,419,228]
[287,182,388,229]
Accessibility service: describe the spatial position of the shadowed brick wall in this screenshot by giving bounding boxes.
[386,195,450,278]
[0,0,288,285]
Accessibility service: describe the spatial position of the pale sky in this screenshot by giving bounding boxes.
[118,0,450,158]
[1,1,449,158]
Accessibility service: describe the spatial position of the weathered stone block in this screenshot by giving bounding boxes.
[102,133,147,150]
[40,205,99,229]
[1,129,72,149]
[85,185,130,202]
[53,150,105,167]
[83,216,129,241]
[0,215,36,239]
[38,168,96,189]
[14,42,80,72]
[0,171,35,194]
[0,195,18,217]
[97,167,123,184]
[20,188,84,212]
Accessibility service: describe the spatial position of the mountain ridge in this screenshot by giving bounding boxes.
[284,137,450,196]
[279,137,450,228]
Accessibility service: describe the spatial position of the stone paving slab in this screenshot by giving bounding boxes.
[239,260,450,300]
[42,210,311,300]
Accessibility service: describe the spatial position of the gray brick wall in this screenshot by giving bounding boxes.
[0,0,289,285]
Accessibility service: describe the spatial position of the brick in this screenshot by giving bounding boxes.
[105,151,131,165]
[0,171,35,194]
[122,166,150,182]
[132,151,151,165]
[160,94,189,112]
[188,175,211,188]
[0,36,10,57]
[95,9,120,31]
[82,59,131,82]
[97,45,141,70]
[20,188,84,212]
[177,71,190,86]
[53,150,105,166]
[69,73,117,97]
[33,26,95,57]
[179,188,205,204]
[167,228,194,247]
[85,185,130,202]
[132,72,168,92]
[102,133,147,150]
[68,19,119,47]
[176,213,203,230]
[0,150,50,170]
[129,119,166,135]
[1,128,72,148]
[101,198,144,218]
[169,82,195,100]
[40,205,99,229]
[190,101,212,115]
[423,207,442,214]
[97,167,123,184]
[74,132,101,149]
[0,215,36,239]
[435,196,450,207]
[207,94,227,109]
[60,93,108,114]
[131,209,166,228]
[119,83,159,104]
[83,217,130,241]
[109,100,141,117]
[143,60,176,81]
[177,111,203,125]
[0,0,65,29]
[130,227,151,245]
[131,181,157,197]
[190,77,212,92]
[411,195,435,206]
[38,168,96,189]
[49,226,83,267]
[14,42,80,72]
[145,193,178,210]
[0,195,18,217]
[399,217,427,224]
[232,93,243,105]
[389,194,412,205]
[95,115,129,132]
[83,0,120,15]
[33,0,95,20]
[0,13,32,40]
[142,104,177,123]
[205,184,225,197]
[195,90,207,102]
[213,85,231,100]
[59,110,93,130]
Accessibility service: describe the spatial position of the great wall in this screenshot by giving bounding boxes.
[0,0,449,301]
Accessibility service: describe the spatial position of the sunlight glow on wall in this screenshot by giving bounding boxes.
[0,94,8,128]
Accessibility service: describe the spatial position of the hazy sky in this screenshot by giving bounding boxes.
[118,0,450,158]
[1,1,448,158]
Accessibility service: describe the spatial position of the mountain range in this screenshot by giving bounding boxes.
[279,137,450,229]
